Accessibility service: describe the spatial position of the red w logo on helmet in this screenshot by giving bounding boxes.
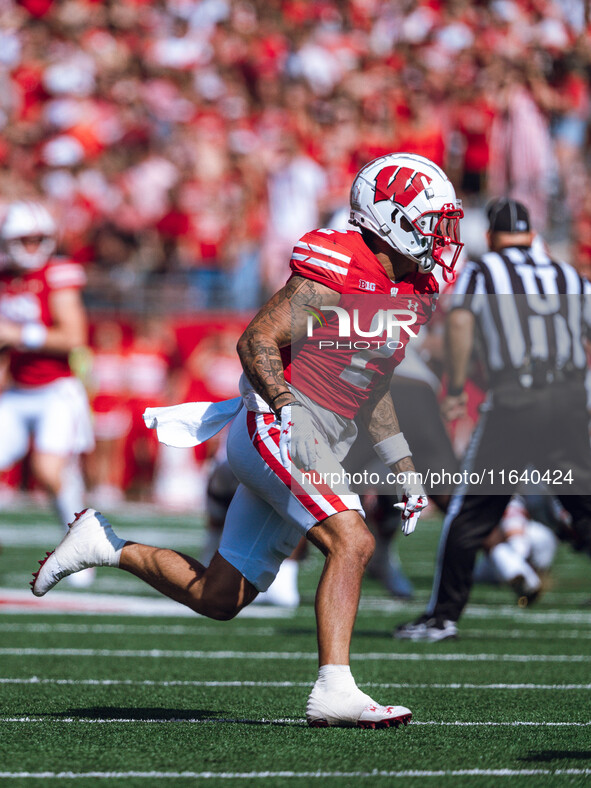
[374,166,432,208]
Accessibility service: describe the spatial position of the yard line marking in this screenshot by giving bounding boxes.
[0,623,277,637]
[464,609,591,624]
[1,648,590,662]
[1,718,589,727]
[463,629,591,640]
[1,769,591,779]
[3,622,591,641]
[1,678,591,690]
[360,598,591,622]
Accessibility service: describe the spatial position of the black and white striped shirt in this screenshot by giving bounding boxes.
[449,244,591,380]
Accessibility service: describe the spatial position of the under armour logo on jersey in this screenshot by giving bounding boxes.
[374,166,433,208]
[407,299,419,311]
[283,422,293,434]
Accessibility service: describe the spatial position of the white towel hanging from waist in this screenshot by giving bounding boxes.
[143,397,243,448]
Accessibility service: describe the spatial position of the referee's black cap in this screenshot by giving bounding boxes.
[487,198,530,233]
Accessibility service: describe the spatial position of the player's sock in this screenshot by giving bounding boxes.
[54,464,96,588]
[270,558,300,605]
[54,462,85,529]
[201,529,222,567]
[254,559,300,607]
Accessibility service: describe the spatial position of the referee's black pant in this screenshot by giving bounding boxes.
[427,381,591,623]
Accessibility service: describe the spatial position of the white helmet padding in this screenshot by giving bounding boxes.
[350,152,463,281]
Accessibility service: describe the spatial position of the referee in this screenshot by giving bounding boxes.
[395,197,591,641]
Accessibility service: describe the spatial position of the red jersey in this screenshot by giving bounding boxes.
[282,228,438,418]
[0,258,86,386]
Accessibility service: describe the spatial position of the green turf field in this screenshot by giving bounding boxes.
[1,502,590,787]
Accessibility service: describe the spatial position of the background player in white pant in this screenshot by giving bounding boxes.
[473,495,559,604]
[31,153,464,727]
[0,201,95,585]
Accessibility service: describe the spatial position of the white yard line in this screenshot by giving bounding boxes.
[0,622,277,637]
[358,598,591,620]
[1,647,589,662]
[2,621,591,640]
[0,769,590,780]
[0,718,589,727]
[1,677,590,690]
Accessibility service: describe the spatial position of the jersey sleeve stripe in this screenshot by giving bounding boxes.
[46,264,86,289]
[291,253,348,277]
[304,242,352,264]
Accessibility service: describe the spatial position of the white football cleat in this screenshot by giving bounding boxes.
[355,704,413,730]
[30,509,125,597]
[306,685,412,729]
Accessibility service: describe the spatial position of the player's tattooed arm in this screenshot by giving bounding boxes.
[237,276,339,410]
[358,379,416,476]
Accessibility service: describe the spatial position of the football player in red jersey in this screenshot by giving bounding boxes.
[32,154,463,727]
[0,201,95,585]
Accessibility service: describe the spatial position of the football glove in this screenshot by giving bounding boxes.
[394,494,428,535]
[278,402,319,472]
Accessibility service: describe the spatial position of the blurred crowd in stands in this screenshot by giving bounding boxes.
[1,0,590,313]
[1,0,591,508]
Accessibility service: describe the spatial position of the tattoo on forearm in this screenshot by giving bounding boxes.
[362,385,417,473]
[365,391,399,443]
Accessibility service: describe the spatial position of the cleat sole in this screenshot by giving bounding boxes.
[308,713,412,729]
[358,712,411,730]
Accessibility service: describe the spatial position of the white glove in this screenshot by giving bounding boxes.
[393,487,428,535]
[278,402,319,471]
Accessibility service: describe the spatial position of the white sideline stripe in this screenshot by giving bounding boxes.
[0,589,293,619]
[2,678,591,690]
[0,526,203,549]
[1,648,589,662]
[1,718,590,727]
[1,770,591,780]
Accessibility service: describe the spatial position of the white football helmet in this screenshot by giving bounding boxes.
[349,153,463,281]
[1,200,57,270]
